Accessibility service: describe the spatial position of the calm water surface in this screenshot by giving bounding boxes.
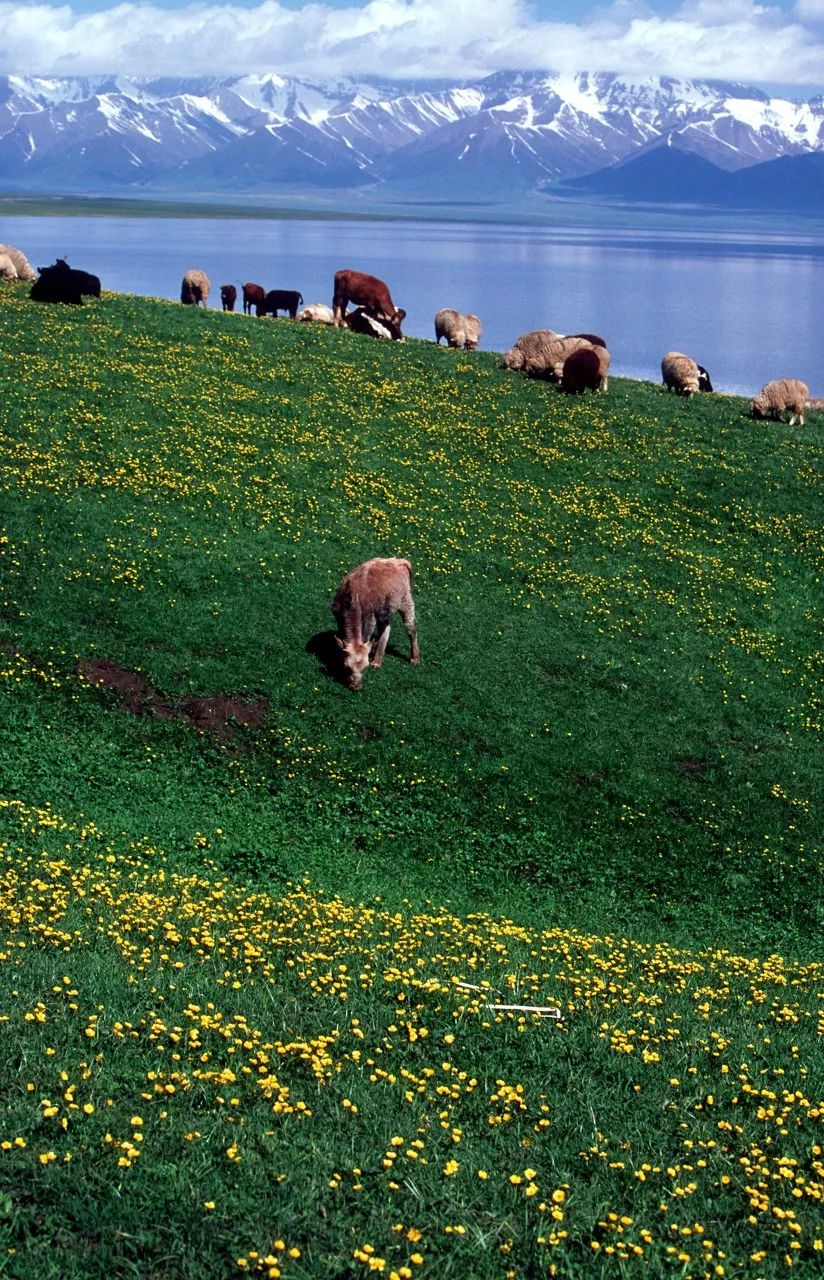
[3,214,823,395]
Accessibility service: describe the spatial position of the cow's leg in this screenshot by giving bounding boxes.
[370,615,391,668]
[400,602,420,666]
[332,292,348,326]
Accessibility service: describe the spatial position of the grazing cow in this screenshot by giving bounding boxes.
[220,284,237,312]
[332,269,405,340]
[31,258,100,306]
[263,289,304,319]
[343,308,393,340]
[181,268,209,307]
[331,557,420,691]
[242,282,266,316]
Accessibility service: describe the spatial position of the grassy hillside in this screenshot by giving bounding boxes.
[0,283,821,1278]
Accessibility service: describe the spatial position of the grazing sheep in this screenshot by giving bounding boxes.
[242,282,266,316]
[749,379,810,426]
[504,331,594,381]
[331,557,420,691]
[343,308,393,340]
[220,284,237,312]
[181,268,210,307]
[434,308,483,349]
[697,365,714,393]
[806,397,824,413]
[0,244,36,281]
[0,253,17,280]
[661,352,701,397]
[297,303,335,324]
[502,329,560,372]
[561,345,611,394]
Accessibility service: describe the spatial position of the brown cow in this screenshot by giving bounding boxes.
[331,557,420,691]
[220,284,237,312]
[243,282,266,316]
[332,269,405,340]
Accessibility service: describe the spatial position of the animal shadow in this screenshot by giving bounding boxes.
[306,630,349,687]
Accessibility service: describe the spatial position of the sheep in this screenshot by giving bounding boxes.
[297,303,335,324]
[749,379,810,426]
[434,308,483,349]
[0,244,36,281]
[505,331,594,381]
[502,329,560,372]
[561,345,611,394]
[661,352,701,397]
[0,253,18,280]
[697,365,714,393]
[181,268,210,307]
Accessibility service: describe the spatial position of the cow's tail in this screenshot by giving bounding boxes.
[298,292,304,305]
[401,558,413,590]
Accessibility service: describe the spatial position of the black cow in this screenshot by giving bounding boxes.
[30,258,101,306]
[263,289,303,319]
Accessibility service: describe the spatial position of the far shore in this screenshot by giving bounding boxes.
[2,191,823,237]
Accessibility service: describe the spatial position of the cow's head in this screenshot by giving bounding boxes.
[336,635,371,691]
[382,308,406,341]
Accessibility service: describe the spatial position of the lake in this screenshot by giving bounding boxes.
[3,213,823,396]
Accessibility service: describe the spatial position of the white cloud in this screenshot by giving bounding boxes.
[0,0,822,88]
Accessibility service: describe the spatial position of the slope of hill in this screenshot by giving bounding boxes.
[0,283,821,1279]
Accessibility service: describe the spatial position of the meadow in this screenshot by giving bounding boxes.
[0,282,821,1278]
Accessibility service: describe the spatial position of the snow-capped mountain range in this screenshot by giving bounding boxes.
[1,71,822,200]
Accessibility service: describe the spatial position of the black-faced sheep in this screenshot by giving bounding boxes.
[749,379,809,426]
[220,284,237,311]
[661,352,701,397]
[181,269,210,307]
[297,303,334,324]
[0,244,36,281]
[434,308,482,349]
[561,345,611,394]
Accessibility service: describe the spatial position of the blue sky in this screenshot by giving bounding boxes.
[1,2,823,90]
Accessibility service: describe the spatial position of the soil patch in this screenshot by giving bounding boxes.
[77,658,267,739]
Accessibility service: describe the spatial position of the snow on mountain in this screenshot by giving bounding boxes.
[0,71,822,199]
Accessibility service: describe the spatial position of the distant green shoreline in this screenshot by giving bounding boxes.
[2,191,822,235]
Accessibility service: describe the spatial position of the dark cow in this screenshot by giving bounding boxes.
[331,557,420,691]
[343,308,393,340]
[243,282,266,316]
[569,333,607,348]
[332,269,405,340]
[263,289,303,319]
[30,258,101,306]
[220,284,237,312]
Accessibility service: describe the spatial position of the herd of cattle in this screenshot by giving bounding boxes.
[2,245,817,691]
[2,247,815,424]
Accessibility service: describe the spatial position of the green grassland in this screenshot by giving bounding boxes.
[0,283,821,1279]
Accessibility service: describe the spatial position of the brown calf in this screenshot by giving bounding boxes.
[242,282,266,316]
[220,284,237,311]
[332,269,406,340]
[331,557,420,691]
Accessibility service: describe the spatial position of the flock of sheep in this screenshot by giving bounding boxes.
[176,264,814,425]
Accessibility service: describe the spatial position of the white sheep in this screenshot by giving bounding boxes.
[749,379,810,426]
[0,253,18,280]
[661,352,701,397]
[502,329,560,373]
[0,244,36,281]
[434,308,482,349]
[297,303,335,324]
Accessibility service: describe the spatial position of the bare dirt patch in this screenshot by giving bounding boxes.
[77,658,267,739]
